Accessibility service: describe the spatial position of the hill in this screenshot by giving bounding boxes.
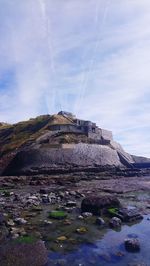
[0,112,150,175]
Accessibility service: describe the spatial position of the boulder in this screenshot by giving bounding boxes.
[125,238,140,252]
[0,240,48,266]
[81,195,120,215]
[109,217,122,228]
[95,217,105,226]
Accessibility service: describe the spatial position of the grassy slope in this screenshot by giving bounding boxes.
[0,115,52,156]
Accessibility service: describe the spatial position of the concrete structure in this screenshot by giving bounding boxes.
[47,111,113,144]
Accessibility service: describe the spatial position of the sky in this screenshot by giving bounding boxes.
[0,0,150,157]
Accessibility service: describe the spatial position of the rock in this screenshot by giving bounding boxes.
[76,227,88,234]
[109,217,122,228]
[14,218,27,225]
[81,195,120,215]
[6,219,15,227]
[44,220,53,225]
[66,201,77,207]
[82,212,93,218]
[41,195,50,203]
[0,240,48,266]
[96,217,105,226]
[39,188,49,194]
[115,208,143,222]
[125,238,140,252]
[10,227,26,238]
[57,236,67,241]
[78,215,84,220]
[0,214,6,225]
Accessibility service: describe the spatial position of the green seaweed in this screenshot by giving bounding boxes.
[15,236,37,244]
[48,211,67,220]
[107,207,119,216]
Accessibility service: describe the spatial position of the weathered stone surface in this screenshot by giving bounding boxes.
[0,240,48,266]
[81,195,120,215]
[125,238,140,252]
[95,217,105,226]
[109,217,122,228]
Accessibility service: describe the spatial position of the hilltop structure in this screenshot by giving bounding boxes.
[47,111,113,145]
[1,111,150,176]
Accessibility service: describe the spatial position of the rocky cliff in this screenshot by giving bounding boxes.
[0,113,150,176]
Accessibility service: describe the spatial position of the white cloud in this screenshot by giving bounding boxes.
[0,0,150,157]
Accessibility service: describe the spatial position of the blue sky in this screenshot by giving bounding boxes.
[0,0,150,157]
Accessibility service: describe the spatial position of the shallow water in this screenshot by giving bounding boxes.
[47,216,150,266]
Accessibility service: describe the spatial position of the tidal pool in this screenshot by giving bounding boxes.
[47,216,150,266]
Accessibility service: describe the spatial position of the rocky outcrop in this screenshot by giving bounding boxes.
[1,112,150,176]
[3,144,124,175]
[81,196,120,215]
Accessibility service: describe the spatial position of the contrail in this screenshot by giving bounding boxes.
[38,0,62,113]
[76,0,110,114]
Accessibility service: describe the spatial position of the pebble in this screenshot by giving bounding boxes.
[82,212,93,218]
[96,217,105,226]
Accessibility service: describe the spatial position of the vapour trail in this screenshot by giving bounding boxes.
[74,0,103,114]
[74,1,103,114]
[38,0,62,113]
[76,0,110,114]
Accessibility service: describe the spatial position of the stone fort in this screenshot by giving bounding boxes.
[47,111,113,145]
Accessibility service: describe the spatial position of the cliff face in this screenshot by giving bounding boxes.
[1,113,150,176]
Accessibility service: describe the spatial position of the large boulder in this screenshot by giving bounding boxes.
[0,240,48,266]
[81,195,120,215]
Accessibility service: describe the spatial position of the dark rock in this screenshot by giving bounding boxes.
[95,217,105,226]
[81,195,120,215]
[117,208,143,222]
[39,188,49,194]
[125,238,140,252]
[66,201,77,207]
[109,217,122,228]
[0,214,6,225]
[0,240,48,266]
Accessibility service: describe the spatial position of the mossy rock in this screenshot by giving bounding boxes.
[48,211,67,220]
[107,207,119,216]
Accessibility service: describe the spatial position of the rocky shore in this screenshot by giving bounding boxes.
[0,172,150,265]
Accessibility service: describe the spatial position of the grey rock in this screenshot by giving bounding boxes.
[82,212,93,218]
[96,217,105,226]
[125,238,140,252]
[109,217,122,228]
[14,218,27,225]
[66,201,77,207]
[81,195,120,215]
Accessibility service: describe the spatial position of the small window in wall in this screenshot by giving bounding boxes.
[92,127,95,133]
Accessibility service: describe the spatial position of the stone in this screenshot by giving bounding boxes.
[76,227,88,234]
[125,238,140,252]
[0,240,48,266]
[78,215,84,220]
[44,220,53,225]
[41,195,50,204]
[14,218,27,225]
[81,195,120,215]
[0,214,6,225]
[115,208,143,222]
[6,219,15,227]
[57,236,67,241]
[96,217,105,226]
[109,217,122,228]
[66,201,77,207]
[39,188,49,194]
[82,212,93,218]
